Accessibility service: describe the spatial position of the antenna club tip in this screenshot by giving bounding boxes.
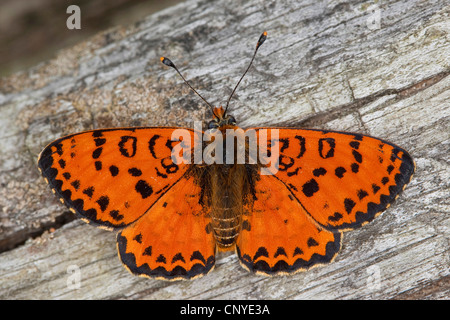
[257,31,267,48]
[161,57,176,68]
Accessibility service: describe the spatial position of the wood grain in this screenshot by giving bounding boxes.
[0,0,448,299]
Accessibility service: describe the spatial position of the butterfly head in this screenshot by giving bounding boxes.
[208,106,236,129]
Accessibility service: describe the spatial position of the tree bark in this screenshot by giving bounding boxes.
[0,0,448,299]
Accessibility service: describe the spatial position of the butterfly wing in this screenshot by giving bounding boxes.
[254,128,415,231]
[237,174,342,275]
[117,172,216,280]
[237,128,414,275]
[38,127,199,229]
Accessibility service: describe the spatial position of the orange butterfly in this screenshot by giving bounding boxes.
[38,32,415,280]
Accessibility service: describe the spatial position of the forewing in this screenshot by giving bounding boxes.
[38,127,199,229]
[253,128,415,230]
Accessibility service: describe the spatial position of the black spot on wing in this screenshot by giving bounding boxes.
[350,141,360,149]
[328,212,343,222]
[83,186,94,199]
[118,136,137,158]
[277,155,294,171]
[161,157,179,174]
[372,183,381,194]
[71,180,80,190]
[274,247,288,258]
[352,150,363,163]
[351,163,359,173]
[307,237,319,247]
[109,210,124,221]
[128,167,142,177]
[95,138,106,147]
[133,233,143,244]
[335,167,346,178]
[92,147,103,159]
[242,220,251,231]
[205,223,213,234]
[344,198,356,214]
[135,180,153,199]
[253,247,269,261]
[96,196,110,212]
[278,138,289,153]
[148,135,161,159]
[390,148,401,162]
[295,135,306,158]
[302,179,319,197]
[155,167,168,179]
[55,143,63,156]
[109,165,119,177]
[318,138,335,159]
[94,161,102,171]
[190,251,206,264]
[171,253,186,263]
[143,246,152,256]
[58,159,66,169]
[156,254,166,264]
[313,167,327,177]
[357,189,369,200]
[287,167,300,177]
[293,247,303,256]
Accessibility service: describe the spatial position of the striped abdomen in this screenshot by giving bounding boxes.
[210,164,246,249]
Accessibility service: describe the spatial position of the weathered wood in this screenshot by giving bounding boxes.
[0,0,449,299]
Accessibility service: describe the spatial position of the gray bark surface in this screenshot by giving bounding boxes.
[0,0,449,299]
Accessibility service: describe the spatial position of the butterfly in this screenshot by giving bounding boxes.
[37,32,415,280]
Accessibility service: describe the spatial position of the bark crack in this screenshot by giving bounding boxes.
[287,69,449,128]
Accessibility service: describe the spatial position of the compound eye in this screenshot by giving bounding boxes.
[208,121,219,129]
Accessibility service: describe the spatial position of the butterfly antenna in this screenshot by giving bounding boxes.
[160,57,218,117]
[224,31,267,115]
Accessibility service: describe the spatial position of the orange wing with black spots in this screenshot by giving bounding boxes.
[38,127,199,229]
[237,175,341,275]
[117,173,216,280]
[236,128,414,275]
[254,128,415,231]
